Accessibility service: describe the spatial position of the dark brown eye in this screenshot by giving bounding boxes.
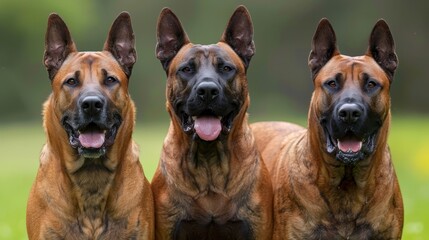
[222,66,233,72]
[105,76,117,85]
[181,66,191,73]
[367,80,377,89]
[327,80,337,88]
[65,78,78,86]
[178,63,196,77]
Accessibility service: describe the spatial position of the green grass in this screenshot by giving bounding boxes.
[389,116,429,240]
[0,116,428,239]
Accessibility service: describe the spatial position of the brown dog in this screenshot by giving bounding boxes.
[151,6,273,240]
[251,19,403,239]
[26,12,154,239]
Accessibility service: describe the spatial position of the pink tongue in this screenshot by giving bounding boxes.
[338,139,362,153]
[79,131,105,148]
[194,116,222,141]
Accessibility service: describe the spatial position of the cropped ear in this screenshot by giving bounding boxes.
[103,12,136,78]
[44,13,77,81]
[366,19,398,82]
[220,5,255,69]
[155,8,190,72]
[308,18,339,79]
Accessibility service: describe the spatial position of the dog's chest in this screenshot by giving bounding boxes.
[70,159,116,237]
[172,183,255,239]
[192,191,235,221]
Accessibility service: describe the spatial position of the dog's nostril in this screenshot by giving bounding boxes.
[197,88,205,96]
[82,102,90,110]
[94,101,103,109]
[211,88,219,97]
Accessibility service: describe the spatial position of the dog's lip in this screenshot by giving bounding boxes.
[77,128,107,135]
[77,122,107,134]
[191,116,222,121]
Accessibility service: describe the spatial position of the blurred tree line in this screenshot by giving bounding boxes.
[0,0,427,123]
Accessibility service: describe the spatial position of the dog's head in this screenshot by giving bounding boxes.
[308,19,397,165]
[155,6,254,142]
[44,12,136,159]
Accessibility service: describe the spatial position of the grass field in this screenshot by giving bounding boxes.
[0,116,428,239]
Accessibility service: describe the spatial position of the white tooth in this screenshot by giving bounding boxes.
[218,116,222,120]
[192,116,197,121]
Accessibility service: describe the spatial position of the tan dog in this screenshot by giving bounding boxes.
[151,6,273,239]
[26,12,154,239]
[251,19,403,239]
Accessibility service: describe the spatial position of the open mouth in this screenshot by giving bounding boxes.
[181,110,235,142]
[337,134,363,154]
[325,128,376,165]
[63,118,120,158]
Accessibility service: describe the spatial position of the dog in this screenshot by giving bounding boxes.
[26,12,154,239]
[151,6,273,240]
[251,19,403,239]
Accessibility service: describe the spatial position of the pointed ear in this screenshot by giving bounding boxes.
[308,18,340,79]
[366,19,398,81]
[44,13,77,80]
[220,5,255,69]
[103,12,136,78]
[156,8,190,72]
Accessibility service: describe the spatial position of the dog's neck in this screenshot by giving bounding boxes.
[70,157,115,226]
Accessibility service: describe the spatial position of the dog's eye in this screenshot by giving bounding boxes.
[367,80,377,89]
[178,65,195,78]
[180,66,192,73]
[65,78,78,86]
[105,76,118,85]
[327,80,337,88]
[324,79,340,92]
[222,65,233,72]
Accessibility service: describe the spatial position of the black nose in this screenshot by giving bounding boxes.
[196,82,219,102]
[338,103,362,124]
[81,96,104,115]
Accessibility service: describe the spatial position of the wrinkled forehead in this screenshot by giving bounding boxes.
[56,51,125,78]
[317,54,389,82]
[172,42,243,68]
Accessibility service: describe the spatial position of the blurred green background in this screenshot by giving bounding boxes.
[0,0,428,239]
